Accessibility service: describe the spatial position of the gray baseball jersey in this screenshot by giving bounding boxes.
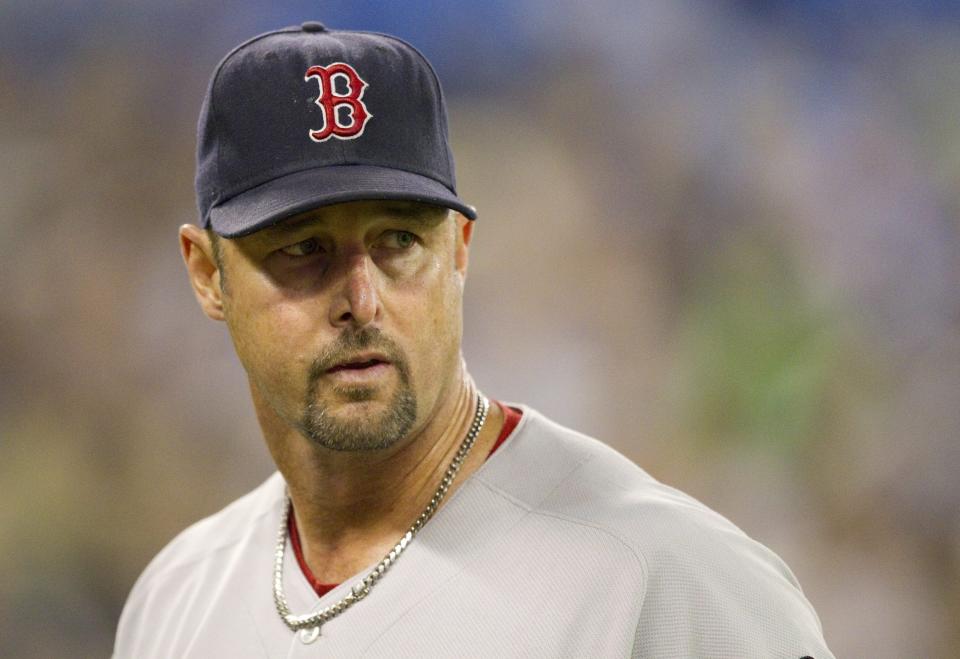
[114,406,834,658]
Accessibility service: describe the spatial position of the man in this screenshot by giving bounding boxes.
[114,22,834,658]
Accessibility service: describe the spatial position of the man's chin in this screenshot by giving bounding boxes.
[299,388,417,452]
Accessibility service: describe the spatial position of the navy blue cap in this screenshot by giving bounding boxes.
[196,22,477,238]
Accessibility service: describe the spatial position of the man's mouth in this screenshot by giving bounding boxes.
[326,355,391,374]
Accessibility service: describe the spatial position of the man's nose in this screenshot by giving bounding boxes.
[329,253,380,328]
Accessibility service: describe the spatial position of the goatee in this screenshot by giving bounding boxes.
[297,327,416,451]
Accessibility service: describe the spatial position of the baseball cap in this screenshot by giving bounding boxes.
[196,21,477,238]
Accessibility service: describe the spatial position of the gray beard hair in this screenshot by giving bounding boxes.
[297,327,417,451]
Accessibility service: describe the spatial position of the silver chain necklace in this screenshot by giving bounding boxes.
[273,393,490,644]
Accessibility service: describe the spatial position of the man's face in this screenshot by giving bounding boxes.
[209,200,471,451]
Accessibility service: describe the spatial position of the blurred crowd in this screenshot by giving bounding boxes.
[1,2,958,657]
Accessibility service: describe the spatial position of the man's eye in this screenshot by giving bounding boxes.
[280,238,320,257]
[385,231,416,249]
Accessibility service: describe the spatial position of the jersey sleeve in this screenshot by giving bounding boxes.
[630,524,835,659]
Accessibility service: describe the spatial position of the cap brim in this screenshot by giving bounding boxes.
[207,165,477,238]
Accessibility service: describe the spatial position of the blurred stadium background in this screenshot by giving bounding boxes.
[2,1,959,657]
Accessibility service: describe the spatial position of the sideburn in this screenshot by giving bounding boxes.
[208,231,229,294]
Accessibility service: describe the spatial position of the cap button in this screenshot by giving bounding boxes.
[301,21,326,33]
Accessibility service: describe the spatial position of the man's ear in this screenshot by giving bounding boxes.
[454,212,474,281]
[179,224,226,321]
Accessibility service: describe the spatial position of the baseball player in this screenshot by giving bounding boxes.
[113,22,835,658]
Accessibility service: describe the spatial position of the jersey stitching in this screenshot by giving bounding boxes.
[356,492,536,654]
[134,488,284,587]
[240,596,273,656]
[358,458,649,655]
[473,471,651,594]
[476,462,652,657]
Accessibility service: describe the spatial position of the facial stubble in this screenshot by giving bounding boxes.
[298,327,417,451]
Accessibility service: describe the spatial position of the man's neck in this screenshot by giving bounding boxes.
[255,375,505,585]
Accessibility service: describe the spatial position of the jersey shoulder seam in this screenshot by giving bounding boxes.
[132,479,283,590]
[473,461,651,585]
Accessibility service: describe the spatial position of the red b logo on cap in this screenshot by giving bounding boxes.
[305,63,372,142]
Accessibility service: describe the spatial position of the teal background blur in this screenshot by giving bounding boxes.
[2,2,959,657]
